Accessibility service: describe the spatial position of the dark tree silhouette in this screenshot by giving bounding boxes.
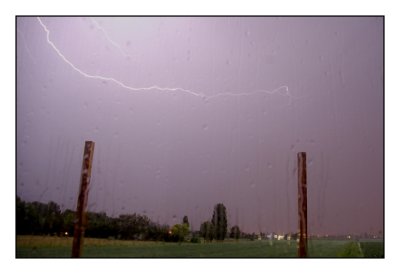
[212,203,227,241]
[230,225,241,240]
[200,221,215,242]
[182,215,189,228]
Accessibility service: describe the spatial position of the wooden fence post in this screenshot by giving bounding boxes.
[298,152,308,257]
[72,141,95,258]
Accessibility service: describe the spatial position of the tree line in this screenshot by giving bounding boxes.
[16,197,245,242]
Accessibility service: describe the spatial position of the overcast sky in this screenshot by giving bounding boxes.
[16,17,383,235]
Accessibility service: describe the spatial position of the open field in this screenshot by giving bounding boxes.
[16,235,383,258]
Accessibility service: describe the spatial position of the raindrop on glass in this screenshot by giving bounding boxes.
[155,169,161,180]
[186,50,191,61]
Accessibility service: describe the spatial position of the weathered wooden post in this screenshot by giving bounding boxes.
[297,152,308,257]
[72,141,95,258]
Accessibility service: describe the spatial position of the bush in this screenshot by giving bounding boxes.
[360,242,384,258]
[190,236,201,243]
[337,242,363,257]
[170,223,189,242]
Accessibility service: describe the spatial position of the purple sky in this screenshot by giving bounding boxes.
[16,17,383,235]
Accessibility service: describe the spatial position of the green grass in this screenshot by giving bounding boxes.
[16,236,383,258]
[359,241,384,258]
[336,242,363,257]
[308,240,359,257]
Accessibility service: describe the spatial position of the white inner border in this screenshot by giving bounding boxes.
[2,1,396,273]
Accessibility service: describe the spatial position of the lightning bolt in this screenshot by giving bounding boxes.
[37,17,295,102]
[89,18,131,59]
[17,28,36,64]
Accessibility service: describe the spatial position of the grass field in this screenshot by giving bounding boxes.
[16,235,383,258]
